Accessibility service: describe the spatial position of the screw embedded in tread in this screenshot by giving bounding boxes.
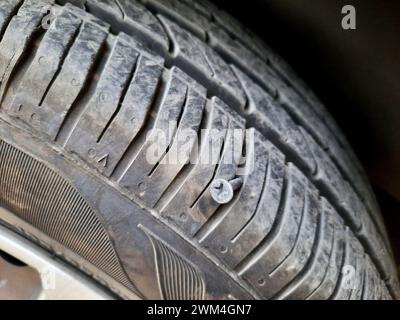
[210,177,243,204]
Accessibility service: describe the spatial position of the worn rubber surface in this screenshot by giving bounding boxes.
[0,0,398,299]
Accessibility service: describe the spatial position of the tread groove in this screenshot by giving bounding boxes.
[274,201,326,299]
[111,68,168,181]
[0,0,24,43]
[268,188,308,276]
[96,53,140,144]
[55,36,111,144]
[38,21,84,107]
[235,164,289,274]
[147,85,188,177]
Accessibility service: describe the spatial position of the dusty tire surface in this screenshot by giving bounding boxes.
[0,0,398,299]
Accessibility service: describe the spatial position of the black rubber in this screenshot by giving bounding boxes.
[0,0,398,300]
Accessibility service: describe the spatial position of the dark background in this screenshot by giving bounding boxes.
[214,0,400,266]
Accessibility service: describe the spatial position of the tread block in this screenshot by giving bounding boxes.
[362,256,383,300]
[330,228,359,300]
[183,109,246,236]
[232,66,317,175]
[237,164,309,297]
[357,211,397,284]
[144,0,208,39]
[180,0,212,19]
[302,128,362,230]
[208,24,278,97]
[0,0,55,102]
[160,99,230,234]
[63,2,110,29]
[209,23,329,144]
[66,40,164,176]
[9,8,82,120]
[0,0,23,38]
[64,35,140,172]
[260,184,320,299]
[269,54,328,119]
[304,118,388,249]
[158,15,247,108]
[199,134,271,266]
[87,0,169,51]
[307,213,345,300]
[209,143,285,268]
[38,22,108,139]
[280,201,335,299]
[86,0,123,20]
[118,69,189,197]
[347,245,365,300]
[139,87,206,208]
[61,38,139,172]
